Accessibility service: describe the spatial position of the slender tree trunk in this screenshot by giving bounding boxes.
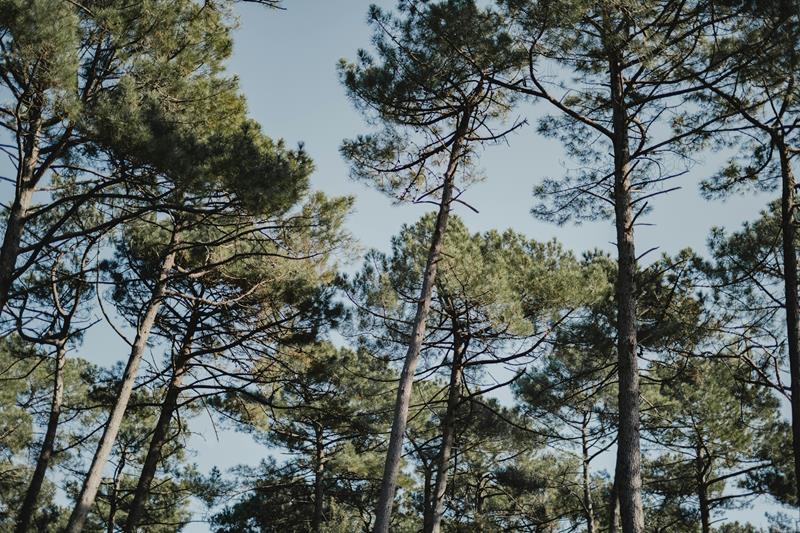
[607,474,618,533]
[312,425,325,533]
[422,465,434,532]
[427,326,465,533]
[0,107,41,313]
[372,110,471,533]
[581,413,597,533]
[698,485,710,533]
[475,475,484,517]
[778,137,800,509]
[609,55,644,533]
[106,451,126,533]
[696,446,710,533]
[106,475,121,533]
[0,186,34,310]
[122,305,198,533]
[14,341,67,532]
[66,230,180,533]
[695,444,711,533]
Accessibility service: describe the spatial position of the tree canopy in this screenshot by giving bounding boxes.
[0,1,798,532]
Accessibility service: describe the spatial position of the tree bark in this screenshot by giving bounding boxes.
[607,475,621,533]
[607,472,618,533]
[422,464,434,532]
[777,137,800,509]
[122,305,199,533]
[371,110,471,533]
[609,55,644,533]
[581,413,597,533]
[312,425,325,533]
[106,466,123,533]
[66,229,180,533]
[14,341,66,533]
[0,103,42,313]
[426,324,465,533]
[698,484,710,533]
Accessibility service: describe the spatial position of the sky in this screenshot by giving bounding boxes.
[0,0,794,530]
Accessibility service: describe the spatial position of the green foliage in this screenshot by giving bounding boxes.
[644,356,781,529]
[66,376,200,531]
[212,345,393,532]
[340,0,521,201]
[0,336,56,529]
[0,2,795,533]
[0,336,99,531]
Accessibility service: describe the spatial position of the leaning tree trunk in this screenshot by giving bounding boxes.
[66,230,180,533]
[777,137,800,509]
[581,412,597,533]
[15,341,67,532]
[0,104,42,313]
[122,306,199,532]
[371,110,471,533]
[426,324,466,533]
[609,56,644,533]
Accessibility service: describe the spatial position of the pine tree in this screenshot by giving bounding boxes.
[211,345,393,533]
[495,2,726,529]
[692,1,800,505]
[340,2,523,529]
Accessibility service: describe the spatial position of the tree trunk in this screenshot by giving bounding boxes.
[122,305,199,533]
[0,92,48,312]
[371,110,471,533]
[66,230,180,533]
[778,137,800,509]
[312,425,325,533]
[696,447,710,533]
[14,341,67,533]
[426,325,465,533]
[609,55,644,533]
[106,474,122,533]
[607,473,618,533]
[581,413,596,533]
[698,484,710,533]
[0,113,41,313]
[422,465,434,532]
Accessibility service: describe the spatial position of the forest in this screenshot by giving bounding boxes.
[0,0,799,531]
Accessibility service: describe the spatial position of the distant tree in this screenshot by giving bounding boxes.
[350,214,593,532]
[704,207,799,507]
[0,336,60,530]
[7,211,99,533]
[704,206,787,397]
[515,260,617,533]
[340,2,523,529]
[644,356,781,533]
[211,346,393,533]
